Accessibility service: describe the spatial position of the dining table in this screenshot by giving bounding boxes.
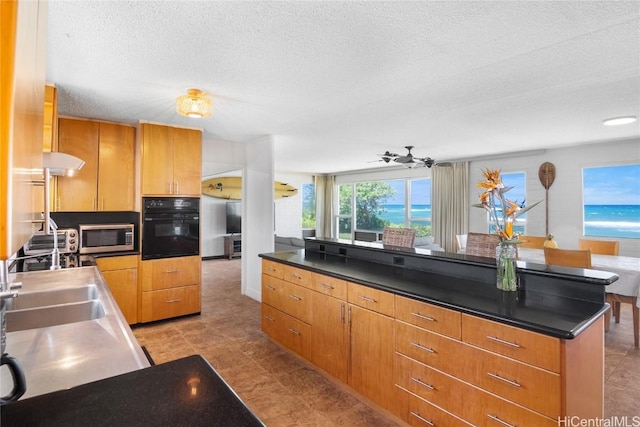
[517,247,639,346]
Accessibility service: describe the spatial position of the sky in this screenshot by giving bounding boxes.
[583,164,640,205]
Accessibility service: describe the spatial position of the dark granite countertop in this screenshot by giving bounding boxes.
[1,355,264,427]
[259,249,609,340]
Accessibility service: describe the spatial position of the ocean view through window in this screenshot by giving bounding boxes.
[583,164,640,239]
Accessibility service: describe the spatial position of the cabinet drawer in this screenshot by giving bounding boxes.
[261,303,285,342]
[262,275,311,324]
[461,314,561,372]
[282,265,312,288]
[262,259,284,280]
[397,388,471,427]
[395,320,462,374]
[348,282,394,317]
[395,353,557,427]
[458,342,561,419]
[140,284,200,322]
[140,256,201,291]
[96,254,138,271]
[310,272,347,300]
[395,295,461,340]
[261,304,310,360]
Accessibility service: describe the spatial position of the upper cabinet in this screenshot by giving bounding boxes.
[43,85,58,152]
[1,0,48,258]
[56,118,135,211]
[140,123,202,196]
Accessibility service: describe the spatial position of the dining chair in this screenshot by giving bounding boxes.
[517,235,547,249]
[455,234,467,253]
[578,238,619,256]
[543,247,592,268]
[464,232,501,258]
[381,227,416,248]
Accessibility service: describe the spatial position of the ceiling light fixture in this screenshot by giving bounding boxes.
[176,89,213,118]
[602,116,637,126]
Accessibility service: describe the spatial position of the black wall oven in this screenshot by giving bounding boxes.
[142,197,200,260]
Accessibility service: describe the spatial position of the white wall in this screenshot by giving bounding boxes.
[467,139,640,257]
[274,172,313,238]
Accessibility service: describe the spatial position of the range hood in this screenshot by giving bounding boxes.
[42,152,85,176]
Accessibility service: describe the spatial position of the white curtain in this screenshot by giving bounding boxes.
[314,175,335,238]
[432,162,469,252]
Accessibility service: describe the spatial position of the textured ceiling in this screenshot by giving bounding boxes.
[47,1,640,174]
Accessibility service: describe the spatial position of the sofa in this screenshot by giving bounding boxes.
[275,235,306,252]
[413,236,444,252]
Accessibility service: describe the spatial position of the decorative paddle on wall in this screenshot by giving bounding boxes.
[538,162,556,235]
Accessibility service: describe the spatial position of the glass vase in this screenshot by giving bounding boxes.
[496,243,517,291]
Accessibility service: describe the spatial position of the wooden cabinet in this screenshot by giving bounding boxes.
[223,235,241,259]
[97,255,138,324]
[1,0,48,258]
[57,118,135,211]
[140,123,202,196]
[310,289,349,382]
[139,255,201,322]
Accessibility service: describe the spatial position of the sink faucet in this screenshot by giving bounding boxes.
[48,217,61,271]
[1,260,22,355]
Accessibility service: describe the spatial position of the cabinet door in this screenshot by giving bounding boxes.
[141,123,174,195]
[97,123,135,210]
[171,127,201,196]
[101,267,138,324]
[310,292,348,382]
[57,118,99,210]
[348,304,395,411]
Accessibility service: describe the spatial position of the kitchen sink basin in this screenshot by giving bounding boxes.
[4,285,99,311]
[5,300,106,332]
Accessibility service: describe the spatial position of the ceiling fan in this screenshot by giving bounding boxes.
[376,146,438,169]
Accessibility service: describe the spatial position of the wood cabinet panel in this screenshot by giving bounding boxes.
[397,388,471,427]
[262,259,284,280]
[140,123,202,196]
[97,122,135,211]
[96,255,137,271]
[348,281,395,317]
[348,304,395,411]
[262,303,286,342]
[140,256,201,292]
[310,291,348,382]
[310,272,347,300]
[282,265,312,289]
[395,295,462,340]
[461,313,561,372]
[261,303,310,359]
[140,284,201,322]
[261,274,311,324]
[57,119,100,210]
[97,255,139,324]
[395,320,463,373]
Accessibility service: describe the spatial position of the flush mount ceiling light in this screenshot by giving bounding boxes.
[602,116,637,126]
[176,89,213,118]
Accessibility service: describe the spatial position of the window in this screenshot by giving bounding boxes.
[338,178,432,240]
[583,164,640,239]
[302,183,316,229]
[338,184,353,239]
[487,172,527,236]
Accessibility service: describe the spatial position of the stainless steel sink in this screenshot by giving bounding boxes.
[5,300,106,332]
[4,285,99,310]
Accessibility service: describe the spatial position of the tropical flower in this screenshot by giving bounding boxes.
[474,168,541,242]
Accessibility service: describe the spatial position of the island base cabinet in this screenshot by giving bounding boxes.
[140,284,200,323]
[261,304,310,359]
[395,388,471,427]
[309,291,348,383]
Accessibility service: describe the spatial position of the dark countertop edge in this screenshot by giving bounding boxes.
[259,252,607,340]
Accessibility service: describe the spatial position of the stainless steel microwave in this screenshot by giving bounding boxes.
[79,223,135,254]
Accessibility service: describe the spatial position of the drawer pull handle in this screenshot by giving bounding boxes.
[264,315,275,322]
[166,298,181,303]
[410,377,435,390]
[289,294,302,301]
[266,285,276,291]
[410,412,434,426]
[288,328,300,335]
[411,312,435,322]
[410,342,435,353]
[165,269,180,273]
[291,273,302,280]
[487,414,516,427]
[358,295,376,303]
[320,283,334,290]
[340,303,345,323]
[486,335,520,348]
[267,267,276,272]
[487,372,521,387]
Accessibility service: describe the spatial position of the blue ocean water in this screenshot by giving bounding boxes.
[584,205,640,238]
[378,204,640,238]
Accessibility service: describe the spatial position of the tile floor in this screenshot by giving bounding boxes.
[133,259,639,426]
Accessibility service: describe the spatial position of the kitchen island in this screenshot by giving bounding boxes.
[259,237,613,426]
